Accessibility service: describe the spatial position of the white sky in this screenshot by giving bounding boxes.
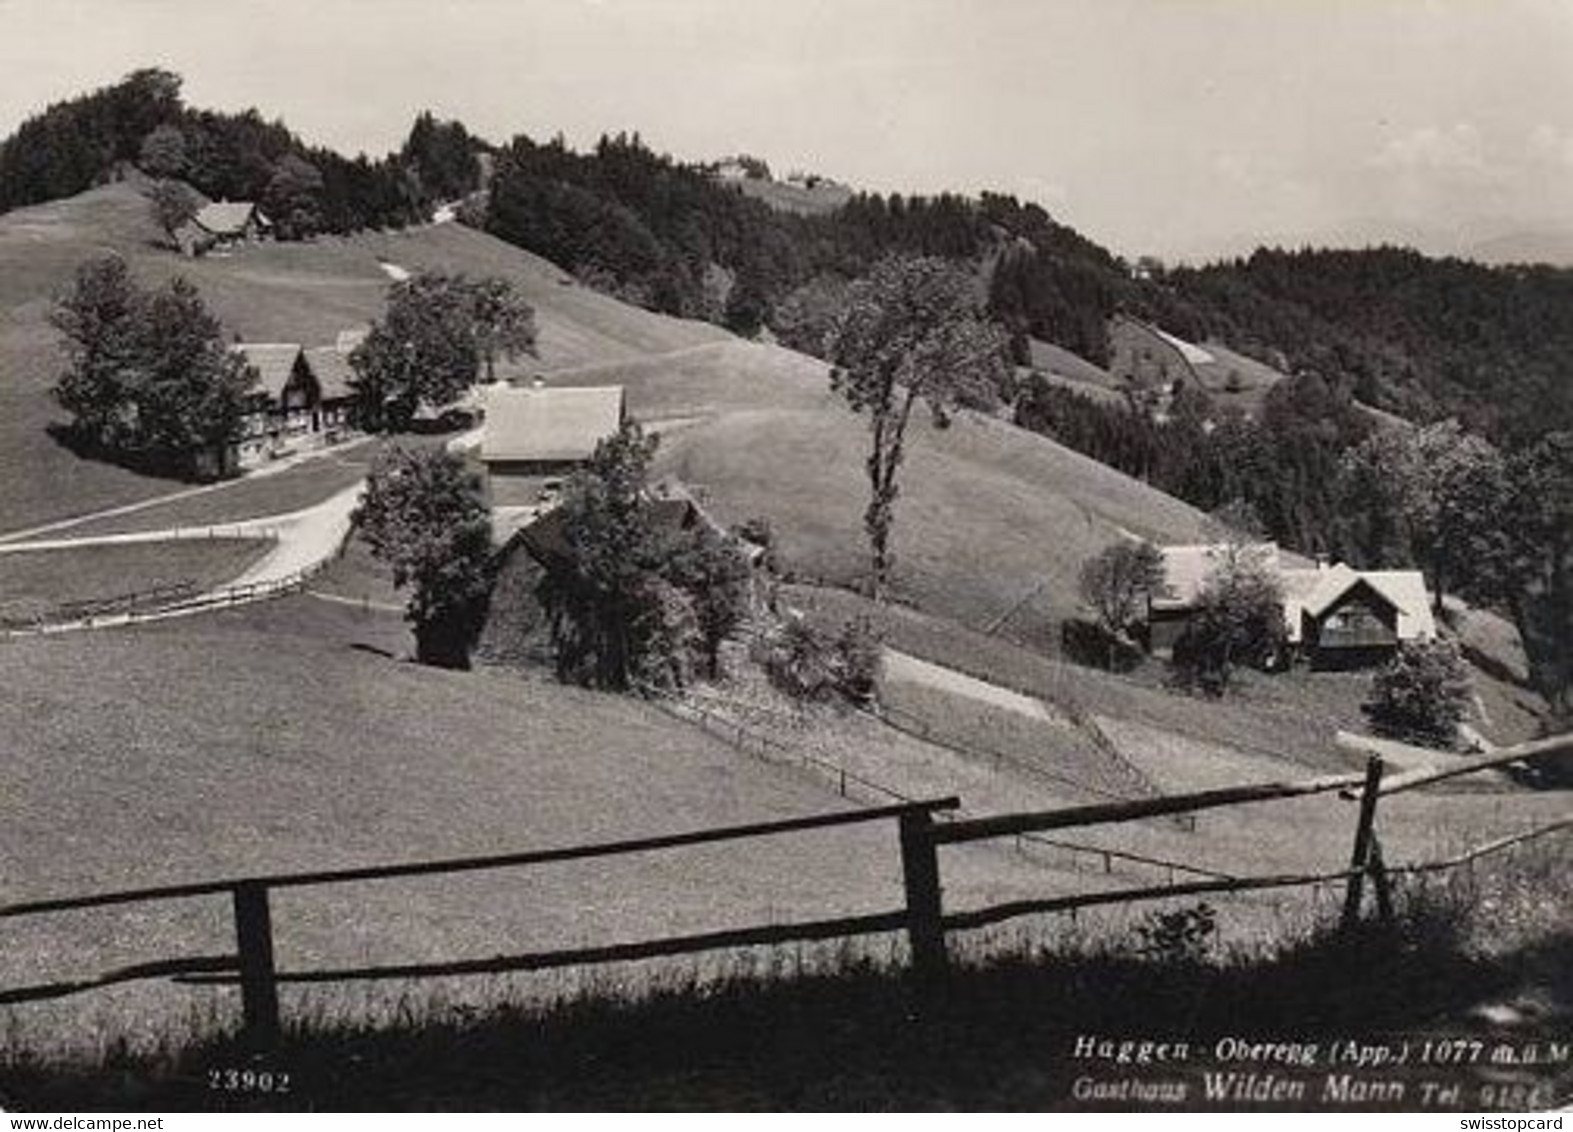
[3,0,1572,259]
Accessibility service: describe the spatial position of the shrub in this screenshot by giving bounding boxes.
[1365,639,1471,747]
[759,614,883,706]
[1131,902,1217,965]
[1060,617,1142,672]
[760,615,840,703]
[834,616,884,705]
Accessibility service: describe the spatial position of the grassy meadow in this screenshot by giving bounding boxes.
[0,537,270,622]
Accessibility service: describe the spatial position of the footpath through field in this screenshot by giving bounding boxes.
[882,647,1061,722]
[0,437,373,546]
[0,484,364,635]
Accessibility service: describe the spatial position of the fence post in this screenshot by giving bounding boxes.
[898,810,948,985]
[1367,835,1395,923]
[1341,755,1385,927]
[233,882,281,1049]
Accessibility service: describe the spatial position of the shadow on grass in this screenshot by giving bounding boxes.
[1060,618,1144,674]
[5,901,1566,1112]
[44,423,220,485]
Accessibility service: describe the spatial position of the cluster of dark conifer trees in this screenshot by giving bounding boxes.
[1015,373,1374,560]
[0,70,484,236]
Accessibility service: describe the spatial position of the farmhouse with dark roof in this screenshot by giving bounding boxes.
[231,339,360,467]
[176,200,273,257]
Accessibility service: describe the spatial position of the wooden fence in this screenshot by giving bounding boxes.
[1,733,1568,1050]
[668,690,1217,884]
[0,579,199,631]
[0,560,332,637]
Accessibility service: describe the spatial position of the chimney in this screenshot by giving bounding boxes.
[1315,553,1330,572]
[531,375,546,390]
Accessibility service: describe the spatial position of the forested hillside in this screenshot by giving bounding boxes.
[1167,249,1573,442]
[0,70,485,236]
[4,68,1569,444]
[479,131,1573,443]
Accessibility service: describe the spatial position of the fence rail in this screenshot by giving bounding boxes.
[2,733,1567,1050]
[0,560,332,638]
[667,691,1218,882]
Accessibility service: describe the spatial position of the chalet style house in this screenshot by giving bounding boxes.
[1148,543,1436,668]
[481,381,626,506]
[177,201,272,258]
[232,341,358,468]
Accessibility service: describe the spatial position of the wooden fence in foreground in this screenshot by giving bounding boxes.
[1,733,1568,1049]
[0,561,332,636]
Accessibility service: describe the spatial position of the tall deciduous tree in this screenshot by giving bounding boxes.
[263,153,325,240]
[351,272,482,431]
[353,446,494,669]
[1172,542,1286,695]
[539,422,752,689]
[769,273,851,359]
[50,256,145,450]
[138,124,188,179]
[351,272,537,430]
[1339,419,1511,607]
[50,254,252,476]
[147,179,201,246]
[827,255,1008,600]
[1506,431,1573,723]
[466,275,538,380]
[1078,540,1164,653]
[540,422,670,690]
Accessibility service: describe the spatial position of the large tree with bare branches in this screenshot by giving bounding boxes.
[827,255,1008,600]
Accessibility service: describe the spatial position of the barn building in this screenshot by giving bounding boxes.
[481,383,627,509]
[177,201,272,257]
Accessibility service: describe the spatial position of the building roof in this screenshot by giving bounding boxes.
[1152,543,1281,611]
[194,201,265,236]
[1284,565,1436,642]
[482,385,625,464]
[304,346,357,402]
[234,343,304,400]
[1155,542,1436,643]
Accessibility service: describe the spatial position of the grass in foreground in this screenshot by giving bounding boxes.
[4,876,1569,1112]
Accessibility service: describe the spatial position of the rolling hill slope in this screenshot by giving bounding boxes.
[535,337,1213,640]
[0,181,727,534]
[0,595,1065,1053]
[1,179,1215,642]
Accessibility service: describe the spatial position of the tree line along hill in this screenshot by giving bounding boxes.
[5,67,1571,447]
